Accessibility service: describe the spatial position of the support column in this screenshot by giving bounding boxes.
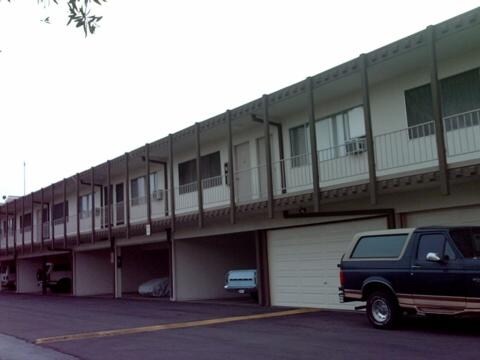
[5,202,9,255]
[90,167,95,243]
[145,144,152,227]
[114,245,122,298]
[13,199,17,255]
[30,193,34,252]
[21,195,25,253]
[227,110,236,224]
[427,25,449,196]
[40,188,44,250]
[124,153,130,238]
[50,184,55,249]
[195,123,204,228]
[107,161,112,245]
[360,54,378,205]
[63,178,67,248]
[168,135,176,232]
[263,95,274,219]
[167,228,176,301]
[306,77,320,211]
[76,174,80,246]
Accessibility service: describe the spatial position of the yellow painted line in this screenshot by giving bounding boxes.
[35,308,318,345]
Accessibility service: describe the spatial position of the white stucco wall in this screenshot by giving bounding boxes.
[74,249,113,296]
[16,258,43,293]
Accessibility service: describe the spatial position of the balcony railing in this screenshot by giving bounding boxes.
[374,121,438,174]
[444,108,480,159]
[202,175,229,207]
[234,165,266,203]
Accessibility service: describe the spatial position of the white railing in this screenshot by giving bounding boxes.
[150,191,168,218]
[234,165,266,203]
[444,108,480,159]
[130,196,147,223]
[273,153,313,195]
[318,139,369,182]
[175,183,198,211]
[374,121,437,172]
[202,175,229,206]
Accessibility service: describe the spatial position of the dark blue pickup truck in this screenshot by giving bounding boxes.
[339,226,480,329]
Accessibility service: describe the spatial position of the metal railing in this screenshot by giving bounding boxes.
[234,165,266,203]
[202,175,229,206]
[444,108,480,158]
[318,139,369,182]
[273,153,312,195]
[175,183,198,211]
[374,121,437,172]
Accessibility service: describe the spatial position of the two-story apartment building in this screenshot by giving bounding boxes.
[1,7,480,309]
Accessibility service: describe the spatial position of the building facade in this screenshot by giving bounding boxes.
[1,8,480,309]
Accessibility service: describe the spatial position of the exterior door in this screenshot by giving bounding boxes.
[410,232,466,313]
[115,183,124,225]
[234,142,252,202]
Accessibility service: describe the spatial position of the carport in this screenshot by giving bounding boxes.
[118,241,170,298]
[74,248,113,296]
[175,232,258,303]
[16,252,72,294]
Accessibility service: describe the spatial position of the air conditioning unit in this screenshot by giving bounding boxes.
[345,137,367,155]
[152,189,164,201]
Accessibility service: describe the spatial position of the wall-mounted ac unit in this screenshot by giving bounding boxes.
[345,137,367,155]
[152,189,164,201]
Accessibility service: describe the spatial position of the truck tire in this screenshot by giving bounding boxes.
[366,290,399,329]
[54,278,72,294]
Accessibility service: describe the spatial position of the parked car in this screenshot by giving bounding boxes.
[339,226,480,329]
[0,264,16,290]
[138,278,170,297]
[37,262,72,293]
[224,269,257,299]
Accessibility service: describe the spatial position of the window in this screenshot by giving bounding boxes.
[78,194,92,219]
[315,106,366,161]
[405,68,480,138]
[131,176,146,205]
[178,151,222,193]
[416,233,456,261]
[450,228,480,259]
[289,125,310,167]
[52,201,69,224]
[351,234,408,259]
[19,213,32,229]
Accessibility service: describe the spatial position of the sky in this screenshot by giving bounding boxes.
[0,0,478,198]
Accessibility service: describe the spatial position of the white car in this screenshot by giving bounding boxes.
[138,278,170,297]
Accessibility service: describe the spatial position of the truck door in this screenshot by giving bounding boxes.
[410,232,466,313]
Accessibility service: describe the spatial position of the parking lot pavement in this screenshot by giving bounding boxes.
[1,294,480,360]
[0,334,77,360]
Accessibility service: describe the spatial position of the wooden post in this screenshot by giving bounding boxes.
[227,110,236,224]
[263,95,274,219]
[306,77,321,211]
[195,123,204,228]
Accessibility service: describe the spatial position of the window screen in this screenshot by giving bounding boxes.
[351,234,408,258]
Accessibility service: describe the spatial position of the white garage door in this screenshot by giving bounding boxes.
[268,217,387,309]
[406,206,480,227]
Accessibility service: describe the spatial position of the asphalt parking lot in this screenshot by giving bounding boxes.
[1,294,480,360]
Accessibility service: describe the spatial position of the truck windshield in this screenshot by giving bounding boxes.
[450,228,480,259]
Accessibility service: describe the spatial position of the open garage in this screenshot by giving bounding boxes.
[74,248,113,296]
[267,217,388,309]
[175,232,257,302]
[118,242,170,298]
[16,253,72,295]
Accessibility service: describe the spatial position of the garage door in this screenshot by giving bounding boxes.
[268,217,387,309]
[406,206,480,227]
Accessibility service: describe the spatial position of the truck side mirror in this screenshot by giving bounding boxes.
[426,252,442,262]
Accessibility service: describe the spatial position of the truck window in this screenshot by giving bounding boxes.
[416,234,456,261]
[351,234,408,259]
[450,229,480,259]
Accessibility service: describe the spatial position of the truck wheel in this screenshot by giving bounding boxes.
[366,291,399,329]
